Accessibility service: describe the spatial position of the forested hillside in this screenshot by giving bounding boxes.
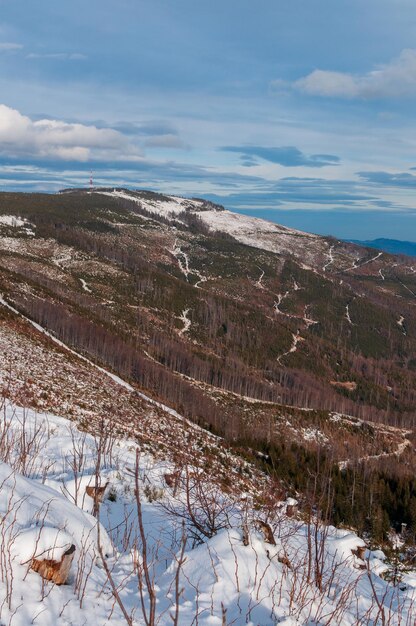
[0,188,415,540]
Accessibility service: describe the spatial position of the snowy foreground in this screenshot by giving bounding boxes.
[0,402,415,625]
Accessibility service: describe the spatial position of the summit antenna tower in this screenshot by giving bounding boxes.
[89,171,93,191]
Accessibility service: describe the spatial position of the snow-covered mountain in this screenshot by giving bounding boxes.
[0,187,416,624]
[97,188,370,269]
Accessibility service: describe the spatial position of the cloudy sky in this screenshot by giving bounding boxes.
[1,0,416,239]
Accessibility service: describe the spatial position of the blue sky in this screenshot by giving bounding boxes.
[1,0,416,239]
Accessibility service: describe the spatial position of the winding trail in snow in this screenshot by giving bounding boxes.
[277,331,304,365]
[379,269,385,281]
[343,251,383,273]
[80,278,92,293]
[169,240,207,288]
[255,267,265,289]
[170,240,191,280]
[397,316,406,335]
[193,268,207,289]
[345,304,354,326]
[52,252,72,270]
[323,244,335,272]
[273,280,319,329]
[273,279,300,313]
[303,305,318,329]
[339,436,412,469]
[272,281,310,362]
[273,291,290,314]
[178,308,191,336]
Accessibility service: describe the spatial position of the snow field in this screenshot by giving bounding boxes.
[0,401,415,625]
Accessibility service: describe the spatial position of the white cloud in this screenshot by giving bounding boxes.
[0,42,23,51]
[27,52,87,60]
[0,104,133,161]
[295,49,416,98]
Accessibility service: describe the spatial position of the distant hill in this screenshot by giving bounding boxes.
[348,237,416,257]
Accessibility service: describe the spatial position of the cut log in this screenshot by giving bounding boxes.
[31,544,75,585]
[85,481,109,502]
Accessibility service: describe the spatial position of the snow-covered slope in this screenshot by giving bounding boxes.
[198,208,320,254]
[97,189,327,265]
[98,189,199,216]
[1,400,415,626]
[95,187,396,273]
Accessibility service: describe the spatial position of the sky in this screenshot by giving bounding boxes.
[1,0,416,240]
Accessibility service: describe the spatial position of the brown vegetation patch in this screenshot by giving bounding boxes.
[330,380,358,391]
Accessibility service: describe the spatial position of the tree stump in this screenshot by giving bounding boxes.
[31,544,75,585]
